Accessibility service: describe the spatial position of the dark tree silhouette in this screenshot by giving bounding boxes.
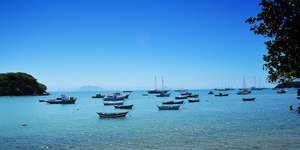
[246,0,300,83]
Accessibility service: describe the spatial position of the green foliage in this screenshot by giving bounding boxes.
[246,0,300,83]
[0,72,47,96]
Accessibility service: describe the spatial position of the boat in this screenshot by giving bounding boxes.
[187,94,199,98]
[297,96,300,100]
[148,76,169,94]
[114,104,133,109]
[39,99,47,102]
[103,93,127,101]
[162,100,184,104]
[123,91,132,93]
[96,111,129,118]
[250,78,263,90]
[46,95,77,104]
[208,91,214,94]
[215,93,229,96]
[242,97,256,101]
[157,105,180,110]
[277,89,287,94]
[103,96,125,101]
[175,95,187,99]
[142,93,149,96]
[92,94,105,98]
[103,101,124,105]
[156,92,171,97]
[237,76,251,95]
[237,89,251,95]
[188,99,200,102]
[180,91,192,96]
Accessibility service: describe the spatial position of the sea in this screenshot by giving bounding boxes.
[0,89,300,150]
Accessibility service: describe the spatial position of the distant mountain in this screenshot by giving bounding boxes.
[275,81,300,88]
[77,85,106,91]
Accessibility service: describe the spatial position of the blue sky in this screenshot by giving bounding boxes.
[0,0,274,91]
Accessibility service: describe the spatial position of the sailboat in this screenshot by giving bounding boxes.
[237,76,251,95]
[148,76,169,94]
[250,77,263,90]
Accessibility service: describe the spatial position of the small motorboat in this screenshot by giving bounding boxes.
[188,99,200,103]
[180,91,192,96]
[156,92,171,97]
[103,101,124,106]
[46,95,77,104]
[114,104,134,109]
[208,91,214,95]
[103,96,125,101]
[175,96,187,99]
[277,89,287,94]
[157,105,181,110]
[242,98,256,101]
[47,99,76,104]
[92,94,105,98]
[214,93,229,96]
[142,94,149,96]
[39,99,47,102]
[96,111,129,118]
[187,94,199,98]
[162,100,184,104]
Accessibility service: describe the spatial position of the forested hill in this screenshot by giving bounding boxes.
[275,81,300,88]
[0,72,47,96]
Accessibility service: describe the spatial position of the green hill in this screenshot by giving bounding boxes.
[0,72,47,96]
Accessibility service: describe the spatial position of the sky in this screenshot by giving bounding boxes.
[0,0,274,91]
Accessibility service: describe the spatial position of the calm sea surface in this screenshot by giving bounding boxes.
[0,89,300,149]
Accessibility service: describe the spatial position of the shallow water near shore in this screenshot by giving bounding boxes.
[0,89,300,149]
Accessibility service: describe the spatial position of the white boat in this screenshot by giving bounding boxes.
[103,101,124,105]
[237,76,251,95]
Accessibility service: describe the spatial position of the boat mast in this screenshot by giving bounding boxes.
[243,75,247,89]
[155,76,157,90]
[162,76,164,90]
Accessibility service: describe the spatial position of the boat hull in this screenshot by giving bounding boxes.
[97,111,129,118]
[242,98,256,101]
[103,101,124,105]
[157,105,180,110]
[114,104,133,109]
[162,100,184,104]
[188,99,200,103]
[47,99,76,104]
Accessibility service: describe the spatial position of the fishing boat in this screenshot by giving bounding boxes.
[175,95,187,99]
[114,104,134,109]
[103,92,127,101]
[156,92,171,97]
[188,99,200,103]
[157,105,180,110]
[103,101,124,105]
[92,94,105,98]
[277,89,287,94]
[242,97,256,101]
[162,100,184,104]
[46,95,77,104]
[208,91,214,94]
[187,94,199,98]
[96,111,129,118]
[215,93,229,96]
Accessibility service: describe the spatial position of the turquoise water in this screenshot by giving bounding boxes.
[0,89,300,149]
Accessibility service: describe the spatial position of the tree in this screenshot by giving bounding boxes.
[246,0,300,83]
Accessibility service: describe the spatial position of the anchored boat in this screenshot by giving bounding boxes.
[96,111,129,118]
